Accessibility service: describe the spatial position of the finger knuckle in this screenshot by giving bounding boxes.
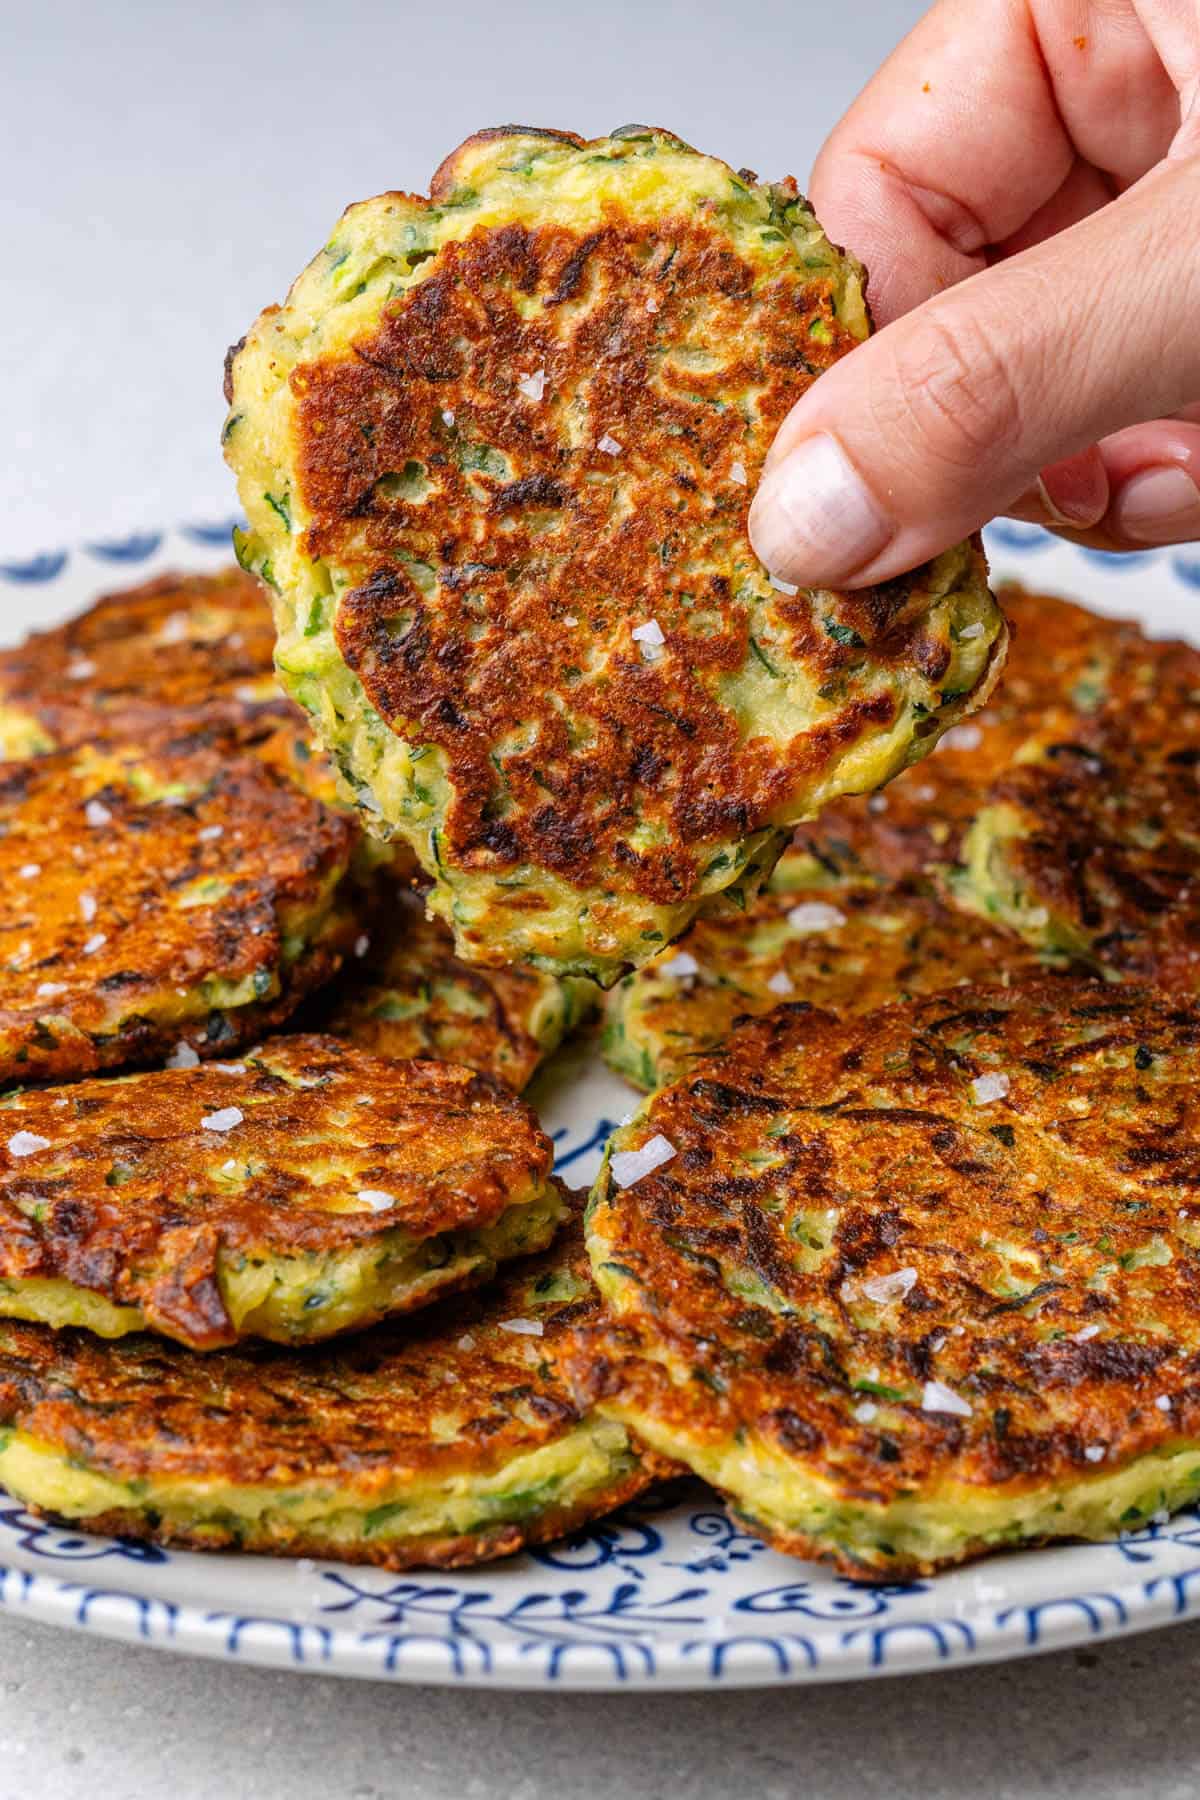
[881,306,1026,470]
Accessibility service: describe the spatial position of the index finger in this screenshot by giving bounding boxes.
[809,0,1178,325]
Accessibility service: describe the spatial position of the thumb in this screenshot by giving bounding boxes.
[749,153,1200,588]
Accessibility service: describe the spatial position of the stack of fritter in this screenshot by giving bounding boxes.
[581,583,1200,1575]
[3,123,1200,1584]
[0,565,646,1568]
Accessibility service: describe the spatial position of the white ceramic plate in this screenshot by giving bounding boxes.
[1,520,1199,1690]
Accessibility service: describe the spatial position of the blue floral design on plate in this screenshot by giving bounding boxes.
[0,550,69,584]
[84,532,164,563]
[179,517,244,547]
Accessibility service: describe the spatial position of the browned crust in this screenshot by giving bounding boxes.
[321,886,558,1089]
[0,1036,556,1348]
[301,211,930,905]
[0,567,293,754]
[577,980,1200,1578]
[266,126,995,926]
[0,1218,677,1567]
[980,715,1200,987]
[612,876,1066,1089]
[0,742,358,1086]
[792,584,1172,882]
[0,920,350,1088]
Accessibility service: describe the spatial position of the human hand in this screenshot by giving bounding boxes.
[749,0,1200,588]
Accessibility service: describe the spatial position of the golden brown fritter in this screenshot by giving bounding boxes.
[603,863,1060,1090]
[603,587,1130,1091]
[321,886,595,1090]
[0,1035,562,1349]
[0,568,290,755]
[0,741,357,1084]
[0,1215,672,1569]
[0,561,420,887]
[577,980,1200,1578]
[225,125,1003,981]
[952,600,1200,987]
[956,721,1200,987]
[795,585,1163,884]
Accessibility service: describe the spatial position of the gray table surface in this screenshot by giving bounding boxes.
[2,1611,1200,1800]
[4,2,1196,1792]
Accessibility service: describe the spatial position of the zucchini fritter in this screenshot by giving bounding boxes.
[0,568,290,756]
[0,1035,562,1349]
[0,1216,669,1568]
[0,563,417,887]
[224,124,1004,983]
[603,846,1056,1090]
[323,886,595,1091]
[792,585,1162,886]
[955,708,1200,989]
[0,741,356,1084]
[246,708,418,885]
[576,981,1200,1578]
[602,587,1130,1088]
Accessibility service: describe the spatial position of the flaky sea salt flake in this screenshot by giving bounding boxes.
[201,1108,244,1134]
[158,612,192,646]
[922,1379,972,1418]
[610,1134,676,1189]
[357,1189,396,1212]
[862,1266,918,1305]
[517,368,547,402]
[940,723,983,752]
[787,902,846,934]
[7,1132,49,1159]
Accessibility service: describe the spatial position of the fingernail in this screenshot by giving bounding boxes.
[1034,478,1078,528]
[1112,466,1200,545]
[749,433,892,586]
[1036,451,1108,529]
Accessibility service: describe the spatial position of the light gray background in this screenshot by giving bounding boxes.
[5,2,1199,1794]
